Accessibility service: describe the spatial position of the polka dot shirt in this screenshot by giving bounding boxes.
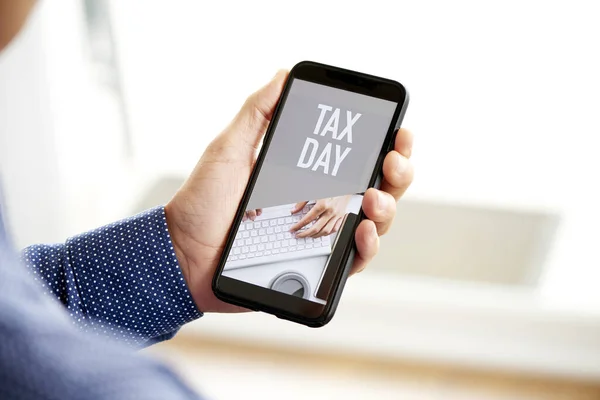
[20,206,202,347]
[0,198,205,399]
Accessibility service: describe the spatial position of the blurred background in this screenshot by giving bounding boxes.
[1,0,600,398]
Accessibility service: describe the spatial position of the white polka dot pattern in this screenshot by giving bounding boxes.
[2,185,206,399]
[20,206,202,347]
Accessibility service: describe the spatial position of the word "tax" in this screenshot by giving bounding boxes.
[296,104,361,176]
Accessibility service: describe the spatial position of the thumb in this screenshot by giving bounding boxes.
[227,69,289,149]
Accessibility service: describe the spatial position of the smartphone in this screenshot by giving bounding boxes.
[212,61,409,327]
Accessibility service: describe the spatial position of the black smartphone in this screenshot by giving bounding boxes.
[212,61,409,327]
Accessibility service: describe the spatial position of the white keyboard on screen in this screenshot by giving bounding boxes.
[224,203,332,270]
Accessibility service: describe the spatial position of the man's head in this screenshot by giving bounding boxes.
[0,0,37,52]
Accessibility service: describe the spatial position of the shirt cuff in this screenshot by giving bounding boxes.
[66,206,202,346]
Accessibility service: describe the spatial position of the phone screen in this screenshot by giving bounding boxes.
[220,78,397,304]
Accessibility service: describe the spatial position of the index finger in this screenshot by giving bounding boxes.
[379,151,414,201]
[379,128,414,201]
[290,205,322,232]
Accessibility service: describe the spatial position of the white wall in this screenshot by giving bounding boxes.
[108,0,600,377]
[109,0,600,306]
[0,5,66,246]
[40,0,135,236]
[1,0,137,247]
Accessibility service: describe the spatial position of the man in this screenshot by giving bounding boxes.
[0,1,414,398]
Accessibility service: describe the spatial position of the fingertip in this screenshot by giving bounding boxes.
[362,188,395,222]
[368,219,378,238]
[361,189,376,217]
[395,128,413,159]
[382,151,413,197]
[363,187,378,205]
[289,221,301,232]
[274,68,289,82]
[355,220,379,262]
[383,150,405,177]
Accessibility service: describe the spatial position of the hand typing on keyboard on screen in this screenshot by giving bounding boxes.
[290,195,352,238]
[225,203,335,269]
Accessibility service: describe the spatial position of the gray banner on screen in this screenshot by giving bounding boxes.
[247,79,396,210]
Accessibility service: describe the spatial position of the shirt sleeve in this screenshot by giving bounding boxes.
[20,206,202,348]
[1,237,204,400]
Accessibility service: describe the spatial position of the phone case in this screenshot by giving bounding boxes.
[303,97,410,327]
[213,61,409,327]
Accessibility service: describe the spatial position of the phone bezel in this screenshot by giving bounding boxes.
[212,61,408,326]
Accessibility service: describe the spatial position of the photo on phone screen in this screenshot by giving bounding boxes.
[220,78,397,304]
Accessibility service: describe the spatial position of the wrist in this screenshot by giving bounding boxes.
[164,202,192,296]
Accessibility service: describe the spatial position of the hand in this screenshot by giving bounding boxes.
[242,209,262,221]
[165,70,414,313]
[290,196,351,238]
[351,125,413,274]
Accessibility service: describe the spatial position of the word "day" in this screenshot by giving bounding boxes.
[297,104,361,176]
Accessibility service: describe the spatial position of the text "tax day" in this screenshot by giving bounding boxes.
[296,104,361,177]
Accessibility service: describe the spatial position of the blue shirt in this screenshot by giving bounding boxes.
[0,188,205,399]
